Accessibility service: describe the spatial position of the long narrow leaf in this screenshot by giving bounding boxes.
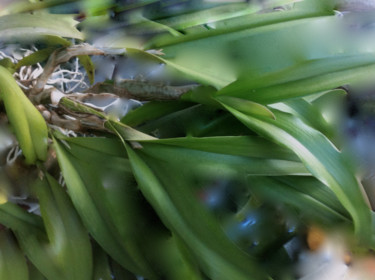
[0,66,48,164]
[219,99,372,245]
[124,142,271,280]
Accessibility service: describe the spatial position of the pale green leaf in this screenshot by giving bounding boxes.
[0,66,48,164]
[0,13,84,41]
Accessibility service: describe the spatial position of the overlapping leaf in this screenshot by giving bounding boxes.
[216,54,375,104]
[0,230,28,280]
[143,1,340,88]
[0,173,93,280]
[53,136,203,279]
[0,66,48,164]
[124,142,271,280]
[218,99,372,245]
[249,176,351,225]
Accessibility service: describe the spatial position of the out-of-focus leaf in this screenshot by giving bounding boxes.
[270,99,332,137]
[126,10,182,37]
[54,136,203,279]
[125,138,309,176]
[0,13,83,42]
[216,96,275,119]
[0,66,48,164]
[0,202,44,233]
[0,58,15,73]
[131,103,250,138]
[15,47,56,70]
[140,135,298,161]
[125,48,228,88]
[78,55,95,84]
[82,0,112,16]
[111,259,138,280]
[308,89,347,132]
[15,35,72,70]
[146,5,375,90]
[147,232,203,280]
[203,0,334,32]
[42,35,72,47]
[28,262,47,280]
[121,100,193,127]
[124,142,271,280]
[155,1,299,30]
[216,55,375,104]
[145,13,335,88]
[53,136,154,278]
[0,0,80,16]
[219,99,372,245]
[0,173,93,280]
[106,120,156,141]
[249,176,351,225]
[0,230,28,280]
[92,242,112,280]
[34,173,93,280]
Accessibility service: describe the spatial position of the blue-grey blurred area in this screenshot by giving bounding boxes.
[342,86,375,209]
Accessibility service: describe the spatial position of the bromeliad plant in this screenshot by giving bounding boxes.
[1,0,375,279]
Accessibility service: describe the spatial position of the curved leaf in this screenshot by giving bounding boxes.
[124,142,271,280]
[0,66,48,164]
[0,13,83,42]
[219,99,372,245]
[53,136,203,279]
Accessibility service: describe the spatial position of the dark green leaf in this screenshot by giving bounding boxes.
[219,99,372,245]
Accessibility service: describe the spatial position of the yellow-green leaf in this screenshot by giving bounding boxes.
[0,66,48,164]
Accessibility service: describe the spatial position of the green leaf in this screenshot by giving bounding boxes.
[0,65,48,164]
[249,176,351,225]
[0,58,15,73]
[54,135,203,279]
[78,55,95,85]
[92,242,113,280]
[0,0,80,16]
[154,1,297,30]
[0,230,29,280]
[216,96,275,119]
[124,142,271,280]
[130,140,308,177]
[15,35,72,70]
[15,47,57,70]
[0,13,84,41]
[270,98,332,138]
[105,120,156,141]
[125,48,229,88]
[139,135,298,161]
[0,202,44,233]
[216,55,375,104]
[0,173,93,280]
[131,103,250,138]
[35,173,93,280]
[145,11,339,88]
[53,136,153,277]
[121,100,193,127]
[219,99,372,245]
